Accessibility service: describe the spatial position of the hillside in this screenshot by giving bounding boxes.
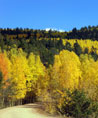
[0,26,98,118]
[0,26,98,66]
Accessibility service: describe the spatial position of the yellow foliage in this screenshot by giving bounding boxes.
[63,39,98,53]
[10,55,28,99]
[27,53,45,91]
[80,54,98,100]
[52,50,81,90]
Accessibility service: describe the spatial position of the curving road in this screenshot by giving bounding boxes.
[0,104,63,118]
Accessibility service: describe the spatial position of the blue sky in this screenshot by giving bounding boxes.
[0,0,98,31]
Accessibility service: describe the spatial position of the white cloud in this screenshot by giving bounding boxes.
[45,28,65,32]
[59,29,65,32]
[45,28,51,31]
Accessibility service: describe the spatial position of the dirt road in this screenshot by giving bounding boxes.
[0,104,63,118]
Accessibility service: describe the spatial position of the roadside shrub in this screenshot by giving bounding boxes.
[57,89,98,118]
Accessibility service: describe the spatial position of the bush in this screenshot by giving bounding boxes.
[57,89,98,118]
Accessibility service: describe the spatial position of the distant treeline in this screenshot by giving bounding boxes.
[1,25,98,40]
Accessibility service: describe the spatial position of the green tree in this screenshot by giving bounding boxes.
[65,42,72,51]
[74,41,82,56]
[58,89,98,118]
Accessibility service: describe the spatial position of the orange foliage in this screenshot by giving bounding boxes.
[0,53,10,88]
